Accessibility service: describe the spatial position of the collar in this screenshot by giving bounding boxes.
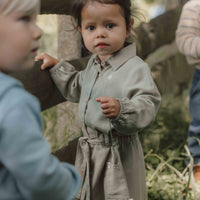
[91,43,136,71]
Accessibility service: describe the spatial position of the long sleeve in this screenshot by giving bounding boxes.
[0,83,81,200]
[50,59,85,103]
[176,0,200,65]
[111,62,161,134]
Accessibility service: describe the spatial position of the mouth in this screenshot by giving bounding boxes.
[95,43,109,48]
[31,46,39,56]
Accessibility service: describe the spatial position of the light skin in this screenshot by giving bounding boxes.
[0,9,42,73]
[35,2,133,118]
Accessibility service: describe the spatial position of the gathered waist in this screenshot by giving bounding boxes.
[80,126,138,147]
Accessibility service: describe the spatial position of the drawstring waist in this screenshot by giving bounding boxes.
[81,125,138,147]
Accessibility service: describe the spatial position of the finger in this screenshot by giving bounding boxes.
[41,64,46,70]
[96,97,109,103]
[104,113,115,118]
[41,60,52,70]
[35,54,43,61]
[101,103,110,109]
[35,53,47,61]
[102,108,111,114]
[96,97,101,102]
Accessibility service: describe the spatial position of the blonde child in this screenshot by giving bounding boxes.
[0,0,80,199]
[36,0,161,199]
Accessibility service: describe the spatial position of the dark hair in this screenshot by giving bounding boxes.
[72,0,132,30]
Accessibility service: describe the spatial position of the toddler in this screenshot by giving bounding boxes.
[36,0,161,199]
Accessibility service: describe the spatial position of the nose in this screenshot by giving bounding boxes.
[96,27,106,39]
[32,24,42,40]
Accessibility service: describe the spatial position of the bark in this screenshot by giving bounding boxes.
[135,6,182,59]
[10,57,89,110]
[40,0,74,15]
[55,16,82,145]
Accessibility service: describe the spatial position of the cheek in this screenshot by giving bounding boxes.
[16,32,32,50]
[0,22,33,70]
[82,35,92,48]
[3,29,31,53]
[0,36,31,68]
[10,36,31,59]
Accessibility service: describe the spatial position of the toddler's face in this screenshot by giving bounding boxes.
[79,2,130,61]
[0,10,41,73]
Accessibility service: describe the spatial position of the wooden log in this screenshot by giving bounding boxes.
[40,0,74,15]
[10,57,89,111]
[135,6,182,59]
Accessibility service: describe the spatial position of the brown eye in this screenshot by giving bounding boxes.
[106,23,115,29]
[87,25,95,31]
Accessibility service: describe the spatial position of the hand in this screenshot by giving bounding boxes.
[96,97,120,118]
[35,53,59,70]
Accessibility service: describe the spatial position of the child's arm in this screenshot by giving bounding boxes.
[36,53,86,103]
[0,91,81,200]
[176,1,200,58]
[108,64,161,135]
[35,53,59,70]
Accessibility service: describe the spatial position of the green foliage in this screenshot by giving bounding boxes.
[139,93,200,199]
[42,106,61,151]
[140,94,189,162]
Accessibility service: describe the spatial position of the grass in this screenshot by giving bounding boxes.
[140,92,200,199]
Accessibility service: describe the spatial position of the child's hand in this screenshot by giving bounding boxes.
[96,97,120,118]
[35,53,59,70]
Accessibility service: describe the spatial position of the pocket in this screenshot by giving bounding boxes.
[104,147,130,199]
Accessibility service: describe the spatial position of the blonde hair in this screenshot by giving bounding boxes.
[0,0,40,16]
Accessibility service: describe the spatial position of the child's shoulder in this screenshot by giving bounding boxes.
[127,55,149,70]
[130,55,147,65]
[0,73,24,95]
[118,43,149,70]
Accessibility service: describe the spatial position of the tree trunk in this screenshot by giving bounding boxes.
[55,15,81,148]
[135,5,182,59]
[40,0,74,15]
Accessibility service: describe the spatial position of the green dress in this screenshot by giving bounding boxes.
[50,43,161,200]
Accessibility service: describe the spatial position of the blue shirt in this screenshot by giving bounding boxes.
[0,72,81,200]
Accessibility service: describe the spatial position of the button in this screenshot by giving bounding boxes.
[107,162,111,169]
[101,61,107,67]
[59,65,65,72]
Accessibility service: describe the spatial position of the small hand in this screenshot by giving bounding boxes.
[35,53,59,70]
[96,97,120,118]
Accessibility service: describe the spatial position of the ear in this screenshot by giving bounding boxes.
[126,18,134,37]
[78,26,82,33]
